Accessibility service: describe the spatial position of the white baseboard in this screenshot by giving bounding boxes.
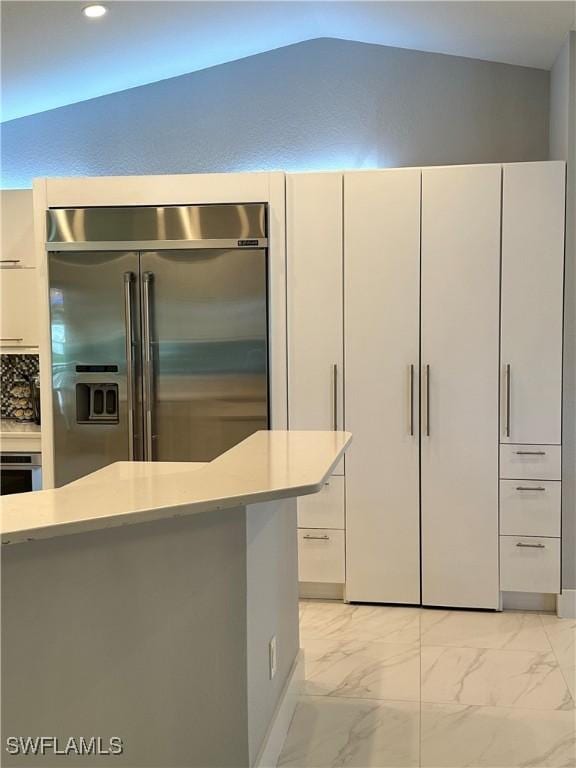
[557,589,576,619]
[501,591,557,612]
[254,650,304,768]
[299,581,344,600]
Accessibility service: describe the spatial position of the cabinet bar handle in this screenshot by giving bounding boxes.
[0,259,21,264]
[1,338,23,342]
[123,272,136,461]
[408,364,414,436]
[332,363,338,431]
[142,271,154,461]
[515,450,546,456]
[505,364,511,438]
[516,486,546,492]
[516,542,545,549]
[424,364,430,437]
[303,534,330,541]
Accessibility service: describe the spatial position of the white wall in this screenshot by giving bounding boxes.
[1,38,549,188]
[246,499,299,763]
[549,31,576,590]
[2,509,251,767]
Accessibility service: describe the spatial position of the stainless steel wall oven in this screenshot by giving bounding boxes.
[0,452,42,495]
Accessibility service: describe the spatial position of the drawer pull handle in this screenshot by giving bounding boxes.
[303,534,330,541]
[1,338,23,342]
[515,450,546,456]
[516,486,546,492]
[516,542,545,549]
[504,364,511,438]
[0,259,21,264]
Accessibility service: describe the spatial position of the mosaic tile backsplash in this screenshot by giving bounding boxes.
[0,354,40,422]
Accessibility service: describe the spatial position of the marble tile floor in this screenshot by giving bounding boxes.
[278,600,576,767]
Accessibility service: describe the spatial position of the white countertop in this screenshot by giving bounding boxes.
[1,430,351,545]
[0,419,41,437]
[0,419,42,453]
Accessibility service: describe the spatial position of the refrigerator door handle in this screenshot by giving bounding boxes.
[123,272,136,460]
[142,271,154,461]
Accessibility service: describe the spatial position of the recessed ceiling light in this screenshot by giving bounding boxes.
[82,4,108,19]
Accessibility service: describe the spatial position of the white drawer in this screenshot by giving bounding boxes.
[298,528,345,584]
[500,480,561,537]
[500,444,561,480]
[500,536,560,593]
[297,475,344,529]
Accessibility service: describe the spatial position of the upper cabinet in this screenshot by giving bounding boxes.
[0,268,39,348]
[286,173,344,438]
[1,189,39,349]
[501,162,565,445]
[1,190,36,268]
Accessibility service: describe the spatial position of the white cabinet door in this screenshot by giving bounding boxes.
[421,165,500,609]
[1,190,35,268]
[297,475,345,529]
[0,268,39,348]
[298,529,346,583]
[501,162,565,445]
[500,536,561,593]
[344,169,421,604]
[500,480,561,537]
[287,173,343,472]
[500,444,562,481]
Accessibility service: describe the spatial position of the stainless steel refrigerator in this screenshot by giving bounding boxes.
[47,204,269,487]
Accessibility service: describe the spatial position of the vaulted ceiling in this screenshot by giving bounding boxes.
[2,1,575,122]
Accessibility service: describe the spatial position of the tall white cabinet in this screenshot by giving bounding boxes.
[345,169,421,604]
[420,165,501,609]
[286,161,565,608]
[499,162,565,596]
[501,162,565,446]
[286,173,345,591]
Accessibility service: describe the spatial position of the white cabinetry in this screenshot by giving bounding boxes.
[286,173,344,588]
[500,444,562,481]
[0,268,39,348]
[344,169,421,604]
[297,475,344,529]
[500,480,561,537]
[287,173,343,440]
[501,162,565,446]
[420,164,501,609]
[1,190,35,268]
[500,537,561,594]
[287,161,564,606]
[499,162,564,596]
[1,190,39,350]
[297,529,345,584]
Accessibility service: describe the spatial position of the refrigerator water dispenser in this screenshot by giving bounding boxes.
[76,383,119,424]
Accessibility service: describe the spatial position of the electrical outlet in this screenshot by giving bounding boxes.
[269,636,277,680]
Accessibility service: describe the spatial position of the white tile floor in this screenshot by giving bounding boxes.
[278,601,576,767]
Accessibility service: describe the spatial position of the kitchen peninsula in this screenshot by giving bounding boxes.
[1,430,351,768]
